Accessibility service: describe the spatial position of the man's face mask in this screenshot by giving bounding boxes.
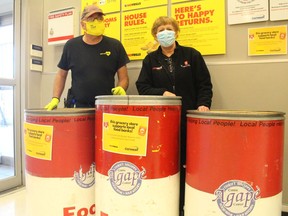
[156,30,176,47]
[84,19,105,36]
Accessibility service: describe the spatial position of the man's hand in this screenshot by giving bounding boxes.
[44,98,59,111]
[111,86,126,95]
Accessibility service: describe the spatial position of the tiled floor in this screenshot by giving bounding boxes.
[0,188,26,216]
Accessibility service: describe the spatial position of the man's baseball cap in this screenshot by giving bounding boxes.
[81,5,104,21]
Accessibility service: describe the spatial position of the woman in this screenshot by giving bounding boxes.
[136,16,213,216]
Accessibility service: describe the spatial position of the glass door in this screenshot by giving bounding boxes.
[0,0,22,192]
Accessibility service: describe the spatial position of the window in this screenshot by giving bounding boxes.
[0,0,22,192]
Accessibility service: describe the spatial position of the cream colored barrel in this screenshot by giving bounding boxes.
[24,108,95,216]
[185,110,285,216]
[95,95,181,216]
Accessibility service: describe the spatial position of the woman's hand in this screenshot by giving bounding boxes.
[163,91,176,96]
[197,106,210,112]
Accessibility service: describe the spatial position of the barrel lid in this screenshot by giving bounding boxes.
[187,110,285,119]
[95,95,182,105]
[24,108,95,115]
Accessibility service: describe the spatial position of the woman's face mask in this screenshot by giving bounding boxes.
[84,19,105,36]
[156,30,176,47]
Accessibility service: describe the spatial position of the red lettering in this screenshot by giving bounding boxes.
[63,207,75,216]
[77,208,88,216]
[124,12,146,20]
[89,204,96,214]
[63,204,95,216]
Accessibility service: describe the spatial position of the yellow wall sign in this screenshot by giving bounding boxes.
[24,122,53,160]
[104,13,121,41]
[103,113,149,156]
[248,25,287,56]
[172,0,226,55]
[81,0,120,13]
[171,0,187,3]
[122,0,167,11]
[121,6,167,60]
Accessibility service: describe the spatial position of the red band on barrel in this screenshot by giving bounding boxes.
[95,105,181,179]
[186,118,284,198]
[25,114,95,177]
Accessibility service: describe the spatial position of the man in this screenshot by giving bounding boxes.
[45,5,130,110]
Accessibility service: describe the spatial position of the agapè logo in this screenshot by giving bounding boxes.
[108,161,146,196]
[213,180,261,216]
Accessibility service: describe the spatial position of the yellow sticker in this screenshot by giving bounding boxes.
[103,113,149,156]
[24,122,53,160]
[248,25,287,56]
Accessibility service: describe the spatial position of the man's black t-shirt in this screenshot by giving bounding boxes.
[58,35,130,105]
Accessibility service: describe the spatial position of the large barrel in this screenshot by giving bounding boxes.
[185,110,285,216]
[95,95,181,216]
[24,108,95,216]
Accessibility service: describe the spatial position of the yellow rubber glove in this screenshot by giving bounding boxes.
[111,86,126,95]
[44,98,59,111]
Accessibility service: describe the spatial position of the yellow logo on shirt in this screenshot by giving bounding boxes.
[100,51,111,56]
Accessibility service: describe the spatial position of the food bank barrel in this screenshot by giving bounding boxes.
[24,108,95,216]
[95,95,181,216]
[185,110,285,216]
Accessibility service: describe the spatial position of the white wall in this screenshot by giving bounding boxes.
[22,0,44,109]
[40,0,80,107]
[23,0,288,208]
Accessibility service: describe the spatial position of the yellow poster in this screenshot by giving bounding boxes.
[248,26,287,56]
[103,113,149,156]
[172,0,226,55]
[82,0,120,13]
[122,6,167,60]
[24,123,53,160]
[171,0,188,3]
[122,0,167,11]
[104,13,121,40]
